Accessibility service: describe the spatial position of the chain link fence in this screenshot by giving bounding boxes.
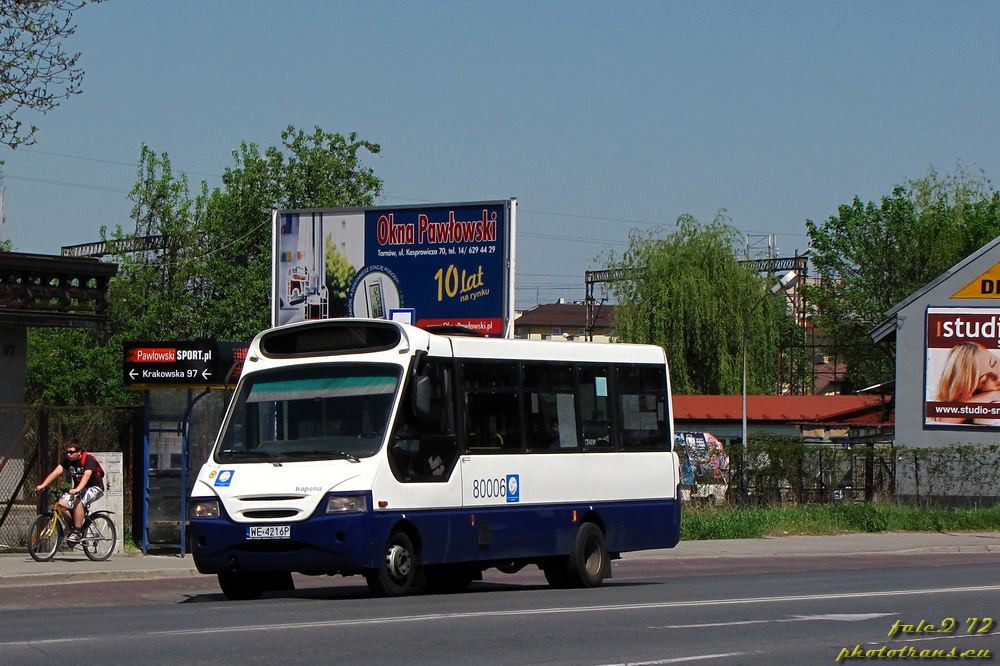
[0,405,141,553]
[7,415,999,551]
[680,435,1000,509]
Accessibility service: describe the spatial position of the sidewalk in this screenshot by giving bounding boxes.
[0,549,201,587]
[634,530,1000,560]
[1,531,998,587]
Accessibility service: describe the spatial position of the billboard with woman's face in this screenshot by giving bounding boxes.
[925,307,1000,427]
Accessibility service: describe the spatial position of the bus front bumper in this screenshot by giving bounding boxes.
[189,511,376,575]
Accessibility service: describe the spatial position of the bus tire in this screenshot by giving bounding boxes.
[366,530,418,597]
[541,558,570,588]
[566,522,608,588]
[218,572,264,600]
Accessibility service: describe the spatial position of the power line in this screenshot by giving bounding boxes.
[21,148,222,179]
[2,174,129,193]
[6,149,810,240]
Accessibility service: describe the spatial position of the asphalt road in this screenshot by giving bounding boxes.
[0,554,997,665]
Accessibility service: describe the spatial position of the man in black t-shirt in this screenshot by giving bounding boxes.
[36,438,105,544]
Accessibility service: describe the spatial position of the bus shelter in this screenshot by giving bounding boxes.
[124,341,246,554]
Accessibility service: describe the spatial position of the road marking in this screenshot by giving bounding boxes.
[145,584,1000,637]
[652,612,897,630]
[2,637,78,647]
[2,585,997,647]
[600,652,749,665]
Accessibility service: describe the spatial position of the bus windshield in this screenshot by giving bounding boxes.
[215,364,402,463]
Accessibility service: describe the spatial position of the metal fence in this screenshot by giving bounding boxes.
[0,405,142,553]
[6,414,998,551]
[681,441,1000,508]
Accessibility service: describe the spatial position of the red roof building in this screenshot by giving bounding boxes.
[672,394,893,446]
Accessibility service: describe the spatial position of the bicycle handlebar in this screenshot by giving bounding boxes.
[41,487,75,500]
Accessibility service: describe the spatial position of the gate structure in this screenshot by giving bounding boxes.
[0,405,140,552]
[141,388,228,554]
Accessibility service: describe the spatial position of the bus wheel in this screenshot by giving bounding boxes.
[541,558,570,588]
[366,531,417,597]
[566,522,608,588]
[218,572,264,600]
[424,564,474,594]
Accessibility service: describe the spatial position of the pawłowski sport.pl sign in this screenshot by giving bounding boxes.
[123,341,248,389]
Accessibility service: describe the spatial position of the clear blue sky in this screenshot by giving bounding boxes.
[2,1,998,309]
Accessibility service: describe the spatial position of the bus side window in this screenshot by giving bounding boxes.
[389,359,459,482]
[616,365,669,451]
[522,363,578,451]
[465,392,520,451]
[461,360,522,453]
[579,365,613,449]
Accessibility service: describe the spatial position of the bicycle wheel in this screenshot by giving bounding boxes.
[28,513,62,562]
[82,513,116,561]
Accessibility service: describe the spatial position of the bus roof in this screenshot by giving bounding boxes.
[443,332,667,364]
[249,319,668,366]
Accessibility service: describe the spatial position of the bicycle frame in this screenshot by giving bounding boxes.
[28,490,117,562]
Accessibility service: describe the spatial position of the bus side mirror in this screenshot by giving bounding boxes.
[412,375,432,421]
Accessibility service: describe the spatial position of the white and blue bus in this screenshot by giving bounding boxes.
[190,319,680,599]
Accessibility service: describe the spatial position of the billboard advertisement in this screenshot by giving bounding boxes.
[925,307,1000,427]
[273,200,515,337]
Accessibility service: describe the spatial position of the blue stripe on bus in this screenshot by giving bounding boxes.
[190,497,680,575]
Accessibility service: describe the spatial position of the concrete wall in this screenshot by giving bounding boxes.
[89,452,124,554]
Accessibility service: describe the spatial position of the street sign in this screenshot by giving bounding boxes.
[123,341,248,389]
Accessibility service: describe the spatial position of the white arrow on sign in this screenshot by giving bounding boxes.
[201,369,211,380]
[129,369,138,380]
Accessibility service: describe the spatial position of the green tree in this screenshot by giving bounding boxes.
[26,125,382,406]
[196,125,381,340]
[605,214,802,395]
[28,146,206,406]
[0,0,105,149]
[805,166,1000,389]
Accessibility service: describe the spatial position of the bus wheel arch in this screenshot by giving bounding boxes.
[366,524,421,597]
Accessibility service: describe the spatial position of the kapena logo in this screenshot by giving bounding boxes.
[296,486,322,493]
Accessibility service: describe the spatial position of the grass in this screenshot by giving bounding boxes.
[121,531,141,552]
[681,503,1000,541]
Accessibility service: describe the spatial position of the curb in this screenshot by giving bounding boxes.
[0,568,203,588]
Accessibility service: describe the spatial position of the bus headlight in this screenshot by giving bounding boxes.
[326,495,368,514]
[191,500,220,519]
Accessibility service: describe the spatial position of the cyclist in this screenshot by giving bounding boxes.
[36,439,105,544]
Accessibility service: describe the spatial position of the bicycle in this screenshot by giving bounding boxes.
[27,489,117,562]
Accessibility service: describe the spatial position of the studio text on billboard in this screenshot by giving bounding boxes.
[924,306,1000,428]
[272,200,516,336]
